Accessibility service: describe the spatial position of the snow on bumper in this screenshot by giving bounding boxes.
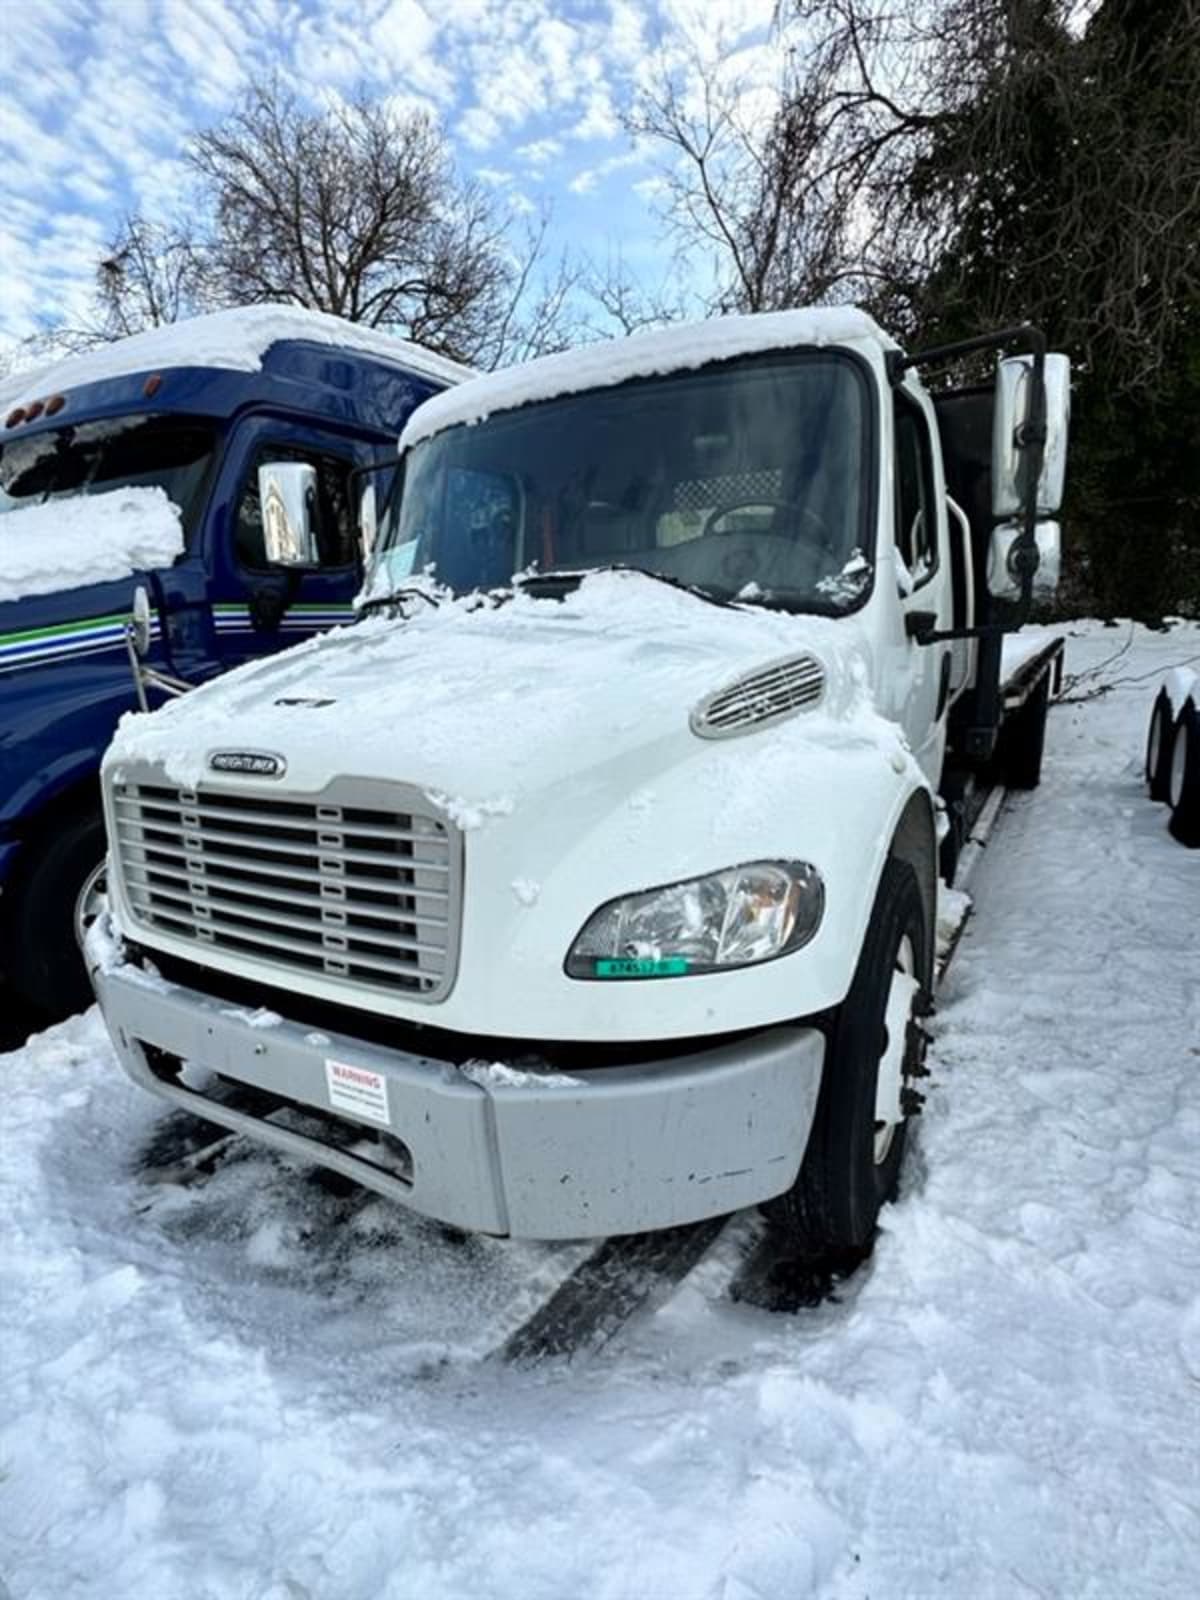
[93,952,824,1239]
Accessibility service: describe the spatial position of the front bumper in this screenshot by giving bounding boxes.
[94,947,824,1239]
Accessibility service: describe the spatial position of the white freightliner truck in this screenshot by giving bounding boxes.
[88,308,1070,1253]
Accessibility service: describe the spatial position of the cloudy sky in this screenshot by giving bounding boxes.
[0,0,782,358]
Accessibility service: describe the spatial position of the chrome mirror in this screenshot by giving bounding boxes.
[259,461,319,567]
[129,583,152,659]
[992,353,1071,519]
[987,520,1061,603]
[359,480,378,560]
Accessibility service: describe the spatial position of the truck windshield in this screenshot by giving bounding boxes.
[370,352,874,613]
[0,414,216,537]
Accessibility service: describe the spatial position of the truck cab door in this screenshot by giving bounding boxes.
[208,419,363,668]
[892,387,953,785]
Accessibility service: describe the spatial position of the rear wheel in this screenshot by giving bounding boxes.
[1167,700,1200,847]
[1145,687,1175,802]
[766,858,931,1255]
[5,809,108,1018]
[995,670,1050,790]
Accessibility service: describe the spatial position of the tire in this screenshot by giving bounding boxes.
[1167,699,1200,847]
[766,858,931,1256]
[4,809,108,1017]
[994,669,1050,790]
[1144,687,1175,802]
[938,769,969,884]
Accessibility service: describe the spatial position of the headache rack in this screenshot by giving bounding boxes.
[109,772,463,1002]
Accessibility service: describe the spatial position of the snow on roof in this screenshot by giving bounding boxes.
[400,306,898,451]
[0,305,473,413]
[0,485,184,603]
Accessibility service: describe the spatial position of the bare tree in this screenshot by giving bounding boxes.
[78,84,575,369]
[187,82,568,367]
[95,214,211,338]
[578,249,693,336]
[626,34,904,316]
[634,2,1199,387]
[445,206,583,370]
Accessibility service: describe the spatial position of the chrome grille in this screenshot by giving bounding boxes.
[690,654,826,739]
[111,779,461,1000]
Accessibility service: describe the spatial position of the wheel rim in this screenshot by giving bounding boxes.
[74,859,108,950]
[1170,720,1188,809]
[874,934,920,1165]
[1148,705,1162,780]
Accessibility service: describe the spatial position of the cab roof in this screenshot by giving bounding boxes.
[0,304,472,415]
[399,306,899,451]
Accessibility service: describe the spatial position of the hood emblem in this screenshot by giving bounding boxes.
[209,750,287,777]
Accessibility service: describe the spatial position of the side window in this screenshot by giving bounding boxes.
[894,397,938,588]
[235,444,355,571]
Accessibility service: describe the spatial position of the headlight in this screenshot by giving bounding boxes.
[565,860,824,979]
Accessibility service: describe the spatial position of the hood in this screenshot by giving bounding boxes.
[108,572,873,809]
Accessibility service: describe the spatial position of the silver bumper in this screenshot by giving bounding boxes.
[95,956,824,1239]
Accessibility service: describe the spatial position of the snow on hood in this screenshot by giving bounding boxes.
[0,305,472,413]
[0,485,184,604]
[400,306,897,451]
[109,571,891,807]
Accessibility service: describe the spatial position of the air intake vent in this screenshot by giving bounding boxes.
[691,653,826,739]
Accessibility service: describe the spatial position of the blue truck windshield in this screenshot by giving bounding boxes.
[371,354,873,613]
[0,414,216,536]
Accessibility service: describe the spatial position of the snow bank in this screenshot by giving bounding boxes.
[0,304,472,413]
[0,485,184,602]
[400,306,896,449]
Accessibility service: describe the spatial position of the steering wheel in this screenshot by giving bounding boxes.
[701,498,838,553]
[682,529,829,592]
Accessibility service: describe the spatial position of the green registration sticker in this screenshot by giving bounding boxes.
[594,957,690,978]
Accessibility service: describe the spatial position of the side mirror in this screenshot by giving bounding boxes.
[129,583,152,659]
[987,520,1061,603]
[359,480,378,561]
[992,352,1070,519]
[258,461,319,567]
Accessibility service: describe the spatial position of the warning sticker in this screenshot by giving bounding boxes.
[324,1058,391,1126]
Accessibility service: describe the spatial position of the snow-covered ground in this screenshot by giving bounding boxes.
[2,621,1198,1600]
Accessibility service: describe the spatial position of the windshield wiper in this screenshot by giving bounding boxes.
[515,564,738,611]
[357,584,442,616]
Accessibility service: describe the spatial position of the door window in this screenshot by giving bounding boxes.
[894,396,938,589]
[235,444,355,571]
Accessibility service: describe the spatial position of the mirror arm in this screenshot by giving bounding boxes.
[886,324,1046,386]
[909,619,1028,645]
[348,456,399,490]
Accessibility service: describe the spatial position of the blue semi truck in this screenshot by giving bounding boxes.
[0,305,468,1018]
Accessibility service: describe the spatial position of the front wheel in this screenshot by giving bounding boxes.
[766,858,931,1255]
[4,809,108,1018]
